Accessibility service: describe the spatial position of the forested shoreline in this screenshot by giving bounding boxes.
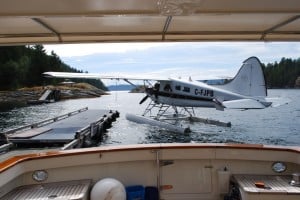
[0,45,300,90]
[262,58,300,88]
[0,45,107,91]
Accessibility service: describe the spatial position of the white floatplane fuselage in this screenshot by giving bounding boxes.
[145,78,246,108]
[139,57,272,110]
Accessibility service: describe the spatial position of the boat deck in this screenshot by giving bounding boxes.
[233,174,300,200]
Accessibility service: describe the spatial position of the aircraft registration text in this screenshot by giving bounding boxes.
[194,89,214,97]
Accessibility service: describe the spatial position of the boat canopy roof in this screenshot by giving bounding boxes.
[0,0,300,45]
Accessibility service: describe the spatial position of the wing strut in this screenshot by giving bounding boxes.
[123,79,137,87]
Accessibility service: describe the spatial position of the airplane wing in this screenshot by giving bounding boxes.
[43,72,169,81]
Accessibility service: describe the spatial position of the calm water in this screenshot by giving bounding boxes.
[0,89,299,146]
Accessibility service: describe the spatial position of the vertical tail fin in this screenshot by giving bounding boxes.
[222,57,267,97]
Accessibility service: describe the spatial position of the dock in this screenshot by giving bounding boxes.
[27,89,61,104]
[0,107,119,151]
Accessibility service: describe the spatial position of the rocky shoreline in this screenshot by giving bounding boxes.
[0,83,107,110]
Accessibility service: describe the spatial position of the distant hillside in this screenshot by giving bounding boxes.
[0,45,107,91]
[107,84,135,91]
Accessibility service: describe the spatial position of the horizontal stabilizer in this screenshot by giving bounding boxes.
[266,97,291,107]
[222,99,270,109]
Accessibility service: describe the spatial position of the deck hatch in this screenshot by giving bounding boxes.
[0,179,91,200]
[234,175,300,193]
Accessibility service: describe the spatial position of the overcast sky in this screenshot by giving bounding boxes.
[44,42,300,84]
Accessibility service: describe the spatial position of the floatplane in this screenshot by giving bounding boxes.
[44,56,276,133]
[1,1,300,200]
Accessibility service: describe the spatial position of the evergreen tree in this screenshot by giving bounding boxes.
[0,45,107,91]
[263,57,300,88]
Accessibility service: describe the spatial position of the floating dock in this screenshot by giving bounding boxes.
[0,107,119,151]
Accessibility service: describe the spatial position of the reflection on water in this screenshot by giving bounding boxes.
[0,90,299,146]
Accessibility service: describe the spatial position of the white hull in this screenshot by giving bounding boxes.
[0,144,299,200]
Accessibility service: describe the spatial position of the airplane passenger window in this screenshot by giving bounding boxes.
[183,87,190,93]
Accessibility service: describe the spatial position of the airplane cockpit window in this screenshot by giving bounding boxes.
[154,83,160,91]
[164,84,172,92]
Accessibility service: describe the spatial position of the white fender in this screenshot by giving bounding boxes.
[90,178,126,200]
